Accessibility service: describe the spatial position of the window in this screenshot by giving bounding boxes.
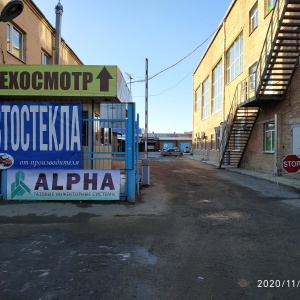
[42,51,52,65]
[202,77,209,119]
[204,136,207,150]
[215,126,220,150]
[7,23,25,61]
[212,60,223,113]
[196,137,200,150]
[249,62,257,92]
[266,0,276,15]
[265,122,275,152]
[250,2,258,33]
[226,33,243,83]
[211,133,215,150]
[195,87,200,111]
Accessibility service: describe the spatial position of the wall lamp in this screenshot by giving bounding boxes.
[0,0,23,22]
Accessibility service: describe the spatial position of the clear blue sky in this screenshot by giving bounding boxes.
[33,0,232,133]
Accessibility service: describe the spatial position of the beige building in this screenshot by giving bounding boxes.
[0,0,132,171]
[193,0,300,175]
[0,0,82,65]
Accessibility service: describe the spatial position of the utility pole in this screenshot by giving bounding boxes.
[145,58,148,159]
[142,58,150,185]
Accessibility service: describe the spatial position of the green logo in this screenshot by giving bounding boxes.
[11,171,31,199]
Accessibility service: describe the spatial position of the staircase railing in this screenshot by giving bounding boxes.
[218,75,254,167]
[255,0,285,96]
[219,0,287,167]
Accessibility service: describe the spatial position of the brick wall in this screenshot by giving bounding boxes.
[192,0,300,173]
[242,68,300,172]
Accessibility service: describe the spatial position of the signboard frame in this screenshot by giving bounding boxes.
[7,169,121,201]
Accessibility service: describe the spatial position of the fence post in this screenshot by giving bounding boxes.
[125,103,136,202]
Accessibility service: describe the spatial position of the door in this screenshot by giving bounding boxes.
[292,126,300,155]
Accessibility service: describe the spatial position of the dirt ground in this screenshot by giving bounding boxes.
[1,155,300,300]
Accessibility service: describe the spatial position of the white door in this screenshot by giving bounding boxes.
[292,126,300,155]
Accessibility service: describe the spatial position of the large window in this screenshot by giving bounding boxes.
[226,33,243,83]
[202,78,209,119]
[250,2,258,33]
[195,87,200,111]
[7,23,25,61]
[249,62,257,92]
[266,0,276,15]
[265,122,275,152]
[42,51,52,65]
[212,60,223,114]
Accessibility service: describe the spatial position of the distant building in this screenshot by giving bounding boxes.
[193,0,300,174]
[141,132,192,152]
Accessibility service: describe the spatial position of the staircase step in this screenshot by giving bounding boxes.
[258,94,284,98]
[235,115,257,117]
[278,29,300,33]
[270,55,298,59]
[276,36,300,40]
[261,83,288,86]
[281,22,300,27]
[282,15,300,20]
[272,49,300,53]
[285,7,300,12]
[267,67,293,70]
[263,73,291,76]
[260,89,286,91]
[275,43,300,46]
[268,60,296,64]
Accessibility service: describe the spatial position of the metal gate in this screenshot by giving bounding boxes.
[82,102,140,201]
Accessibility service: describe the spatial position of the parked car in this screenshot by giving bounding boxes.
[0,154,12,166]
[161,148,183,157]
[183,146,190,153]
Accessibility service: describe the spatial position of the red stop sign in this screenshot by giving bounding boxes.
[282,155,300,173]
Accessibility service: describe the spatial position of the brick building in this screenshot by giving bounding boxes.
[193,0,300,175]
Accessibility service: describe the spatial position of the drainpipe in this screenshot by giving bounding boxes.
[274,114,278,175]
[219,20,226,164]
[222,19,226,122]
[54,1,63,65]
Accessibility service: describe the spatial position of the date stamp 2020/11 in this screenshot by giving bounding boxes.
[257,280,300,288]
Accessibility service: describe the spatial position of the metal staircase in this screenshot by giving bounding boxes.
[219,0,300,168]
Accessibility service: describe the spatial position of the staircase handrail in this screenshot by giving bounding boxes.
[219,75,252,167]
[219,0,289,167]
[255,0,285,96]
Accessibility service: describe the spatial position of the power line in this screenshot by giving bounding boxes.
[129,31,215,85]
[133,68,194,98]
[152,70,193,96]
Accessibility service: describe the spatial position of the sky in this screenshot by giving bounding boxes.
[32,0,233,134]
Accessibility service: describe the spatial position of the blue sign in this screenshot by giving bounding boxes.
[0,103,82,169]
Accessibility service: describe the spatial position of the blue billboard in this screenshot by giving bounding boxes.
[0,103,82,169]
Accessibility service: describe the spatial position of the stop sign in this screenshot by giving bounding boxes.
[282,154,300,173]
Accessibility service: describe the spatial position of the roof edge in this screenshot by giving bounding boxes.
[193,0,236,76]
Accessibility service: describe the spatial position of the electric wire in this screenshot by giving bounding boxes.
[129,31,216,85]
[133,69,194,98]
